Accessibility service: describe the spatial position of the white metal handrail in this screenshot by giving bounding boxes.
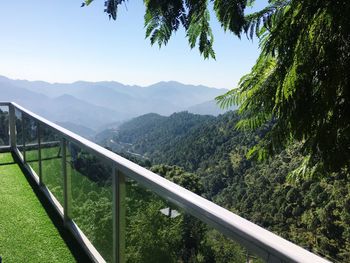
[0,101,331,263]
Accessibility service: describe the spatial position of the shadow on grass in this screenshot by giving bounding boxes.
[12,151,94,263]
[0,161,16,166]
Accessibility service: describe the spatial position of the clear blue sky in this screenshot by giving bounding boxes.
[0,1,268,89]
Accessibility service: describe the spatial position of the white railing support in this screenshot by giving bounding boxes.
[22,114,26,163]
[113,168,126,263]
[37,121,43,186]
[9,104,16,150]
[62,138,70,223]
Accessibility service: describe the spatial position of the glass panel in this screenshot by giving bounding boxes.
[15,108,24,156]
[23,114,40,176]
[67,142,113,262]
[0,106,9,146]
[41,125,64,205]
[125,178,265,263]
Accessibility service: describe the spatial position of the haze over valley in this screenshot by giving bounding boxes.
[0,75,233,137]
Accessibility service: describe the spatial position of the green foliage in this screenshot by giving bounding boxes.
[82,0,267,58]
[185,2,215,59]
[102,111,350,261]
[151,164,203,194]
[26,146,114,261]
[214,0,246,35]
[20,109,350,261]
[107,111,259,173]
[27,135,259,262]
[84,0,350,176]
[204,230,257,263]
[126,194,182,263]
[82,0,121,20]
[217,0,350,174]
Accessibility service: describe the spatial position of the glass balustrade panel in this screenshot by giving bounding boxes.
[67,141,113,262]
[23,114,40,176]
[40,124,64,205]
[0,106,9,146]
[124,177,266,263]
[15,108,24,158]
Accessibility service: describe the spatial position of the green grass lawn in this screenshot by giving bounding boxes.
[0,152,76,263]
[27,146,65,205]
[25,146,113,262]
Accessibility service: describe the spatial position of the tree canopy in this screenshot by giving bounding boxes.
[97,110,350,261]
[84,0,350,175]
[218,0,350,176]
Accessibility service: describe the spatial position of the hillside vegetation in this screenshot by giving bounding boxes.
[97,111,350,262]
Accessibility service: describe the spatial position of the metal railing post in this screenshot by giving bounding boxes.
[62,138,71,223]
[38,122,43,186]
[22,114,26,162]
[113,167,126,263]
[9,104,16,150]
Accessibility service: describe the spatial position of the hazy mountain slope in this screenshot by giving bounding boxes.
[65,81,227,116]
[95,112,217,160]
[187,100,237,116]
[97,111,250,171]
[66,85,138,117]
[47,94,122,130]
[56,121,96,139]
[0,75,70,97]
[0,82,124,131]
[0,75,228,117]
[0,82,49,113]
[0,81,47,102]
[144,81,227,108]
[0,75,231,135]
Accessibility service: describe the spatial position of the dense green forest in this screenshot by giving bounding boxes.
[4,109,349,262]
[2,109,350,262]
[97,111,350,262]
[6,110,256,263]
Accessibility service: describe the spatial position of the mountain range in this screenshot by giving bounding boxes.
[0,75,233,135]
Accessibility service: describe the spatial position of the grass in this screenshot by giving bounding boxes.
[26,146,113,262]
[0,152,76,263]
[28,146,64,204]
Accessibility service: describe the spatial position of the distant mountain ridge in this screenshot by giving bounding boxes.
[0,75,229,134]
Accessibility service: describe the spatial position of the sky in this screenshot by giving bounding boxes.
[0,1,268,89]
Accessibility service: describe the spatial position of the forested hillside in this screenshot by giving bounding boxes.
[97,111,350,262]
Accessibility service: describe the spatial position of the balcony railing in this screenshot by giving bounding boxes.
[0,102,330,263]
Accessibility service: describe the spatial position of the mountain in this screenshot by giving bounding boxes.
[0,75,228,134]
[0,82,48,107]
[143,81,226,107]
[0,75,227,115]
[187,100,237,116]
[48,94,123,130]
[95,111,243,171]
[0,82,121,131]
[55,121,96,139]
[97,120,122,133]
